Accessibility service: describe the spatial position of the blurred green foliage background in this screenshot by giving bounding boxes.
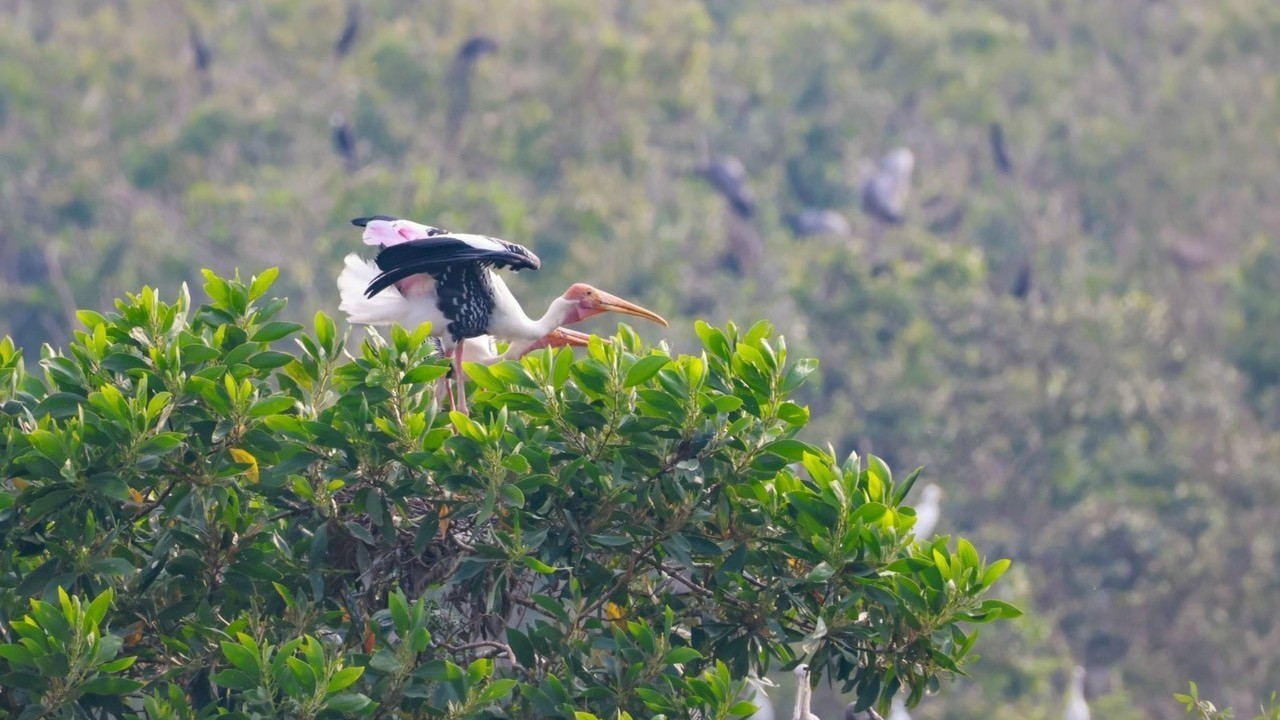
[0,0,1278,717]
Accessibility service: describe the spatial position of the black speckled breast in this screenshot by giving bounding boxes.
[434,264,495,341]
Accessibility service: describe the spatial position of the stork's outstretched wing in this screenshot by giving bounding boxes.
[364,234,540,298]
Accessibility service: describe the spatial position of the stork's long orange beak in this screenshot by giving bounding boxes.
[591,290,668,327]
[546,327,593,347]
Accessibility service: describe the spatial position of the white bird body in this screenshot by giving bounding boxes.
[744,675,775,720]
[887,696,912,720]
[338,253,445,329]
[861,148,915,224]
[1064,666,1090,720]
[792,665,820,720]
[912,483,943,538]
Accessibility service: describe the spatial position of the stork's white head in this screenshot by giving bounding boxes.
[558,284,668,327]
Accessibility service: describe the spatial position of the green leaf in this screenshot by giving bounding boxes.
[287,655,318,694]
[663,646,702,665]
[327,665,365,693]
[221,641,261,676]
[477,678,518,703]
[249,396,296,417]
[326,693,374,712]
[84,588,113,630]
[419,659,463,681]
[251,321,303,343]
[624,355,670,388]
[314,312,337,354]
[388,592,410,637]
[81,676,144,695]
[404,364,450,384]
[982,559,1012,587]
[98,656,138,673]
[0,644,34,666]
[211,669,258,691]
[249,267,280,301]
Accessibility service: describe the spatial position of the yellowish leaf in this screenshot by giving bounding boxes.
[229,448,259,483]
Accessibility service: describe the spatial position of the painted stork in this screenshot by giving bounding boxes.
[188,21,213,92]
[990,121,1013,175]
[860,148,915,224]
[785,209,852,238]
[334,0,360,58]
[791,665,820,720]
[337,216,666,412]
[913,483,943,539]
[743,674,775,720]
[1063,666,1090,720]
[330,113,357,170]
[447,36,499,142]
[697,155,757,219]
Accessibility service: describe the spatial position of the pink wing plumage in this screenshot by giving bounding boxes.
[361,218,441,247]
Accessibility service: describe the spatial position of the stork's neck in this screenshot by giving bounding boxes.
[487,274,576,341]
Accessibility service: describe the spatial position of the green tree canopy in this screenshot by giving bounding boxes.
[0,271,1014,718]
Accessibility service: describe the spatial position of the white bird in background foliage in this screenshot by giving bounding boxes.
[887,696,912,720]
[744,674,776,720]
[860,148,915,224]
[1064,666,1091,720]
[792,665,820,720]
[912,483,943,538]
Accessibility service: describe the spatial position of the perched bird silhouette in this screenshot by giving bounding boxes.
[697,155,756,219]
[1063,666,1090,720]
[447,36,499,143]
[785,209,852,238]
[860,148,915,224]
[330,113,357,170]
[334,1,360,58]
[1010,259,1033,299]
[990,121,1013,175]
[188,21,213,91]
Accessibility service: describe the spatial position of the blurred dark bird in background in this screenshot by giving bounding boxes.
[990,121,1013,175]
[188,21,212,86]
[330,113,357,170]
[859,148,915,224]
[1010,258,1033,299]
[334,1,361,58]
[447,35,500,143]
[1166,237,1219,273]
[723,210,764,276]
[696,155,756,219]
[785,208,852,238]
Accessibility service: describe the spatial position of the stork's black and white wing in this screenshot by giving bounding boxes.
[364,234,540,298]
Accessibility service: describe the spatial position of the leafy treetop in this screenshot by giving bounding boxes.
[0,270,1015,719]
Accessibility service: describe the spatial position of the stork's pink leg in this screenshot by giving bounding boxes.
[452,342,468,415]
[434,376,456,412]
